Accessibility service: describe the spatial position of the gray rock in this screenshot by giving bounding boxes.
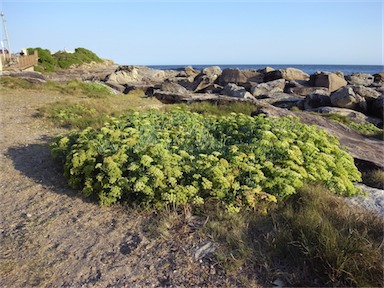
[302,93,332,110]
[160,80,189,94]
[218,68,264,87]
[346,184,384,216]
[218,68,247,86]
[310,72,348,93]
[369,94,384,119]
[221,83,253,99]
[307,106,382,126]
[330,86,367,112]
[346,73,374,86]
[373,72,384,84]
[193,241,216,261]
[257,66,275,74]
[287,86,329,96]
[251,79,286,97]
[106,68,142,85]
[184,66,199,77]
[353,85,381,100]
[104,81,126,93]
[189,66,222,92]
[264,68,309,82]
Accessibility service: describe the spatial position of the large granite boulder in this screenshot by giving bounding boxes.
[346,73,374,86]
[369,94,384,119]
[307,106,382,126]
[105,66,142,84]
[287,86,329,96]
[160,80,189,94]
[221,83,255,100]
[258,93,302,109]
[189,66,222,92]
[218,68,246,85]
[353,85,381,100]
[373,72,384,84]
[264,68,309,82]
[310,72,347,93]
[330,86,367,112]
[218,68,264,88]
[302,93,332,110]
[251,103,384,169]
[251,79,286,97]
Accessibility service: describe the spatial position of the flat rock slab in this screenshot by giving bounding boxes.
[154,91,257,104]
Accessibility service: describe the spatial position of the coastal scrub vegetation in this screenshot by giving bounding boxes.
[50,109,361,210]
[26,47,103,72]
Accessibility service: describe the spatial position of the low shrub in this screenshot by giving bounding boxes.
[51,110,361,210]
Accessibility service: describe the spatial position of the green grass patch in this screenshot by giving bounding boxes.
[203,184,384,287]
[320,113,384,140]
[0,77,112,99]
[39,101,110,129]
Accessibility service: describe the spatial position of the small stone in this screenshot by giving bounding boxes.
[272,278,285,287]
[193,241,216,261]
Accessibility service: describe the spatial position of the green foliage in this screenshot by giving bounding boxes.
[41,101,109,129]
[27,47,58,72]
[320,113,384,140]
[27,47,103,72]
[164,101,257,117]
[57,80,111,98]
[51,110,361,210]
[53,48,103,69]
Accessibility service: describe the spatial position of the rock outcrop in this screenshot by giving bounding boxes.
[330,86,367,112]
[251,79,286,97]
[310,72,347,93]
[346,73,374,86]
[188,66,222,92]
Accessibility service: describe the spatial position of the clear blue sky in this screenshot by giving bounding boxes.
[0,0,382,65]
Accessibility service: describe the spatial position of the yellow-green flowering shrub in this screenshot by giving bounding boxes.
[51,109,361,211]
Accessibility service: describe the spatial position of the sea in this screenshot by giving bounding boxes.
[148,64,383,75]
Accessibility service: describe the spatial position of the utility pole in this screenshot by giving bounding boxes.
[1,12,11,58]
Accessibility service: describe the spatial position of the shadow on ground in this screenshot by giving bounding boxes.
[6,137,81,200]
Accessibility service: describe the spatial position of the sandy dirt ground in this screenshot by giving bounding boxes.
[0,90,247,287]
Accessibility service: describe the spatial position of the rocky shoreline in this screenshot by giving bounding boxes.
[3,64,384,214]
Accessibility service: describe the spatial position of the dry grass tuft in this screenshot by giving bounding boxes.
[202,184,384,287]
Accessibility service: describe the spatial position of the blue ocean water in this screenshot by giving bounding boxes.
[148,64,383,75]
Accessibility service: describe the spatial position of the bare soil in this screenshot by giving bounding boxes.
[0,90,249,287]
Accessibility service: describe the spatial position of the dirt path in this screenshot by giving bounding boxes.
[0,90,243,287]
